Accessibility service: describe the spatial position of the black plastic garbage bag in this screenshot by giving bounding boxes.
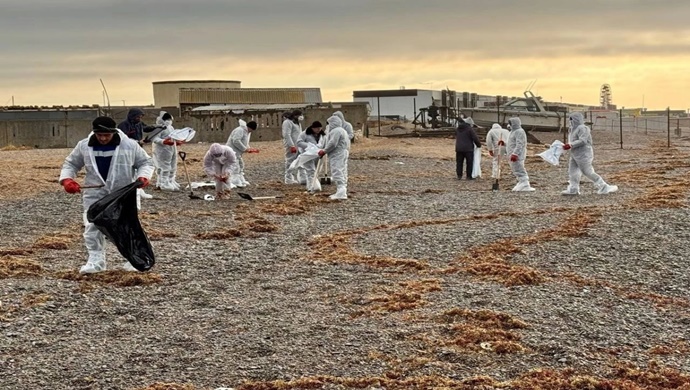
[86,181,155,271]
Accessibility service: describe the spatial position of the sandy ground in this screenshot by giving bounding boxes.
[1,130,690,390]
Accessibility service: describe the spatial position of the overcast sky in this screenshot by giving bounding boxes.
[2,0,690,109]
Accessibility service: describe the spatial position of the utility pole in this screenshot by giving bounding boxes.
[122,100,126,106]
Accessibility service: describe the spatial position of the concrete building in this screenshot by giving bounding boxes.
[353,88,501,122]
[179,88,322,112]
[153,80,241,108]
[353,89,441,121]
[153,79,323,112]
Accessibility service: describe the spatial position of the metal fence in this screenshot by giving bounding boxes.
[585,109,689,148]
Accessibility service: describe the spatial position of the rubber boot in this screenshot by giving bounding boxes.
[79,252,107,274]
[329,183,348,200]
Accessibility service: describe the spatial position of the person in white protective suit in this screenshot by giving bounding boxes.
[332,111,354,141]
[486,123,510,179]
[146,111,184,191]
[506,117,536,192]
[296,120,325,193]
[282,109,303,184]
[318,115,350,200]
[562,112,618,195]
[203,143,238,200]
[226,119,260,188]
[59,116,154,274]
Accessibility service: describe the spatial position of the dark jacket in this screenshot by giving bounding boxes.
[118,108,146,141]
[455,122,481,152]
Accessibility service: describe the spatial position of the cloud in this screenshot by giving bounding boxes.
[2,0,690,108]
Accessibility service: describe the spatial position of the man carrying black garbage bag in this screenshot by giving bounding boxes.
[59,116,154,274]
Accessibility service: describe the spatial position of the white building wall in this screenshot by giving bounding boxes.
[354,90,436,121]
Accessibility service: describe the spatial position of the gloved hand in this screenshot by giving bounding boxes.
[489,150,494,157]
[220,176,228,183]
[136,177,150,188]
[247,148,260,153]
[318,150,326,157]
[163,138,175,146]
[498,140,505,146]
[175,141,184,146]
[563,143,572,150]
[143,125,157,132]
[510,154,518,162]
[62,178,81,194]
[290,146,297,154]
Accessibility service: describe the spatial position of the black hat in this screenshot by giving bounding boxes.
[310,121,323,128]
[291,109,303,117]
[246,121,258,130]
[92,116,118,133]
[161,112,173,121]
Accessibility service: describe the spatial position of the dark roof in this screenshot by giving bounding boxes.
[152,80,241,85]
[353,89,425,98]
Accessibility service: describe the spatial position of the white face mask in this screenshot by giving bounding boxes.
[164,120,173,127]
[298,115,304,122]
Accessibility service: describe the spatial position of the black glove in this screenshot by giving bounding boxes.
[143,125,161,132]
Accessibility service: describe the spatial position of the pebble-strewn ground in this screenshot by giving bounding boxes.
[1,130,689,390]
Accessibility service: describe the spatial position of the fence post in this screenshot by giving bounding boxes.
[619,108,623,149]
[377,96,381,136]
[667,107,671,148]
[645,118,647,135]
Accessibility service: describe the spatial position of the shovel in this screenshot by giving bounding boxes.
[237,192,283,201]
[178,151,202,200]
[319,155,332,185]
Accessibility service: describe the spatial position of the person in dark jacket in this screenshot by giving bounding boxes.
[455,117,482,180]
[118,107,153,200]
[118,108,147,143]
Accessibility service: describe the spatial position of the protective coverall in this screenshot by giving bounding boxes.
[203,143,237,198]
[150,111,180,191]
[320,115,351,200]
[226,119,253,188]
[333,111,354,141]
[562,112,618,195]
[296,126,325,192]
[59,128,154,273]
[282,116,302,184]
[486,123,510,179]
[506,117,535,191]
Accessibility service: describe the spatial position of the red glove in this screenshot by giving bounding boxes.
[563,143,572,150]
[163,138,175,146]
[489,150,494,157]
[510,154,518,162]
[175,141,184,146]
[62,178,81,194]
[136,177,150,188]
[318,150,326,157]
[498,140,505,146]
[220,176,228,183]
[247,148,260,153]
[290,146,297,154]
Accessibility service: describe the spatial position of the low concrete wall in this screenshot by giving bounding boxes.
[0,103,370,149]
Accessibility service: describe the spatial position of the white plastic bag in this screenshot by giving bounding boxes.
[537,140,565,166]
[471,146,482,178]
[288,144,321,172]
[169,127,196,142]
